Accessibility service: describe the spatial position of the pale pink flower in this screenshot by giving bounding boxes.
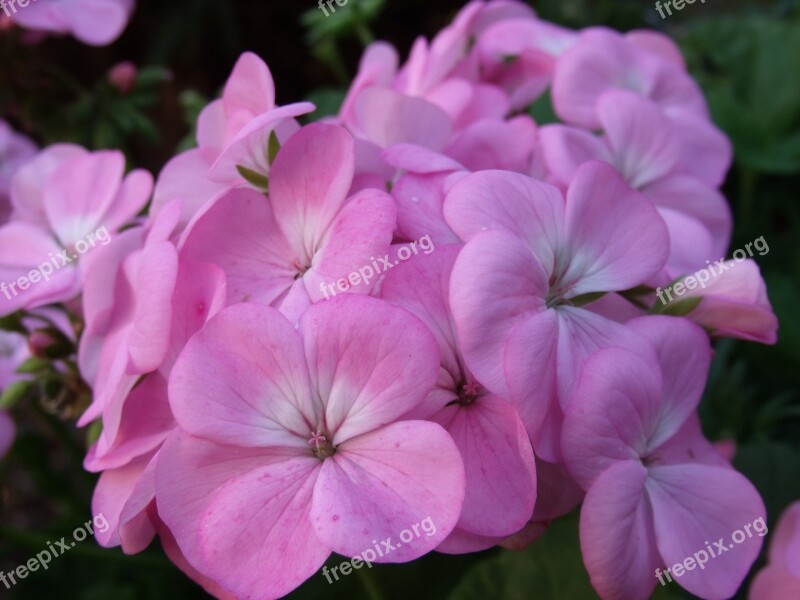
[156,296,465,599]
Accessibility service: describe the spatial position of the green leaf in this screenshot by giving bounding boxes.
[0,380,32,409]
[303,87,346,120]
[268,130,281,165]
[570,291,607,307]
[448,513,597,600]
[236,165,269,191]
[651,295,702,317]
[734,441,800,526]
[527,90,559,125]
[15,357,50,374]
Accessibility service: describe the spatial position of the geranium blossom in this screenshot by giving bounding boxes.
[562,317,766,600]
[156,296,465,599]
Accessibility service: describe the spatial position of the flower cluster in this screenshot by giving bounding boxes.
[0,2,781,599]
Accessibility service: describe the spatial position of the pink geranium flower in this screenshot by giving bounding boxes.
[156,296,465,599]
[562,316,766,600]
[662,259,778,344]
[444,161,669,460]
[750,501,800,599]
[152,52,314,230]
[9,0,135,46]
[0,145,152,315]
[381,246,537,553]
[179,123,396,322]
[540,89,732,277]
[552,27,708,129]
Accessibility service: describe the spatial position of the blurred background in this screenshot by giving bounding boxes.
[0,0,798,598]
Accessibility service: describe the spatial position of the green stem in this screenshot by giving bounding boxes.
[356,565,387,600]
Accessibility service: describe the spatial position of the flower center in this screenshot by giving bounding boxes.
[293,258,310,280]
[456,379,482,406]
[308,430,335,460]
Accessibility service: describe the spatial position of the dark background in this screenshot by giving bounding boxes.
[1,1,799,598]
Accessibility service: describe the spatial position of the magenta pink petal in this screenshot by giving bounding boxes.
[562,347,662,489]
[222,52,276,118]
[179,187,296,306]
[197,455,327,600]
[648,464,766,599]
[626,316,711,449]
[562,161,669,295]
[355,87,453,150]
[311,420,465,561]
[168,303,317,448]
[43,150,125,246]
[299,296,439,445]
[449,231,549,394]
[269,123,355,258]
[444,170,565,271]
[304,188,396,301]
[435,395,536,537]
[580,460,662,600]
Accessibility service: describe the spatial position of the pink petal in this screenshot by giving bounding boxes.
[154,432,307,588]
[598,90,682,189]
[168,303,317,448]
[355,87,453,150]
[626,316,711,449]
[380,246,463,385]
[0,221,80,314]
[553,28,636,129]
[562,161,669,295]
[101,168,153,233]
[390,172,461,245]
[92,451,156,550]
[669,111,732,187]
[648,464,766,599]
[299,296,440,445]
[222,52,275,119]
[311,421,465,561]
[539,124,609,186]
[124,240,178,373]
[449,231,549,394]
[85,373,173,471]
[43,150,124,246]
[160,260,227,376]
[207,103,315,182]
[580,460,661,600]
[197,455,327,600]
[304,188,396,301]
[562,347,662,489]
[151,148,232,233]
[435,395,536,537]
[444,170,565,273]
[178,187,296,306]
[10,144,85,224]
[749,565,800,600]
[770,502,800,576]
[269,123,355,259]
